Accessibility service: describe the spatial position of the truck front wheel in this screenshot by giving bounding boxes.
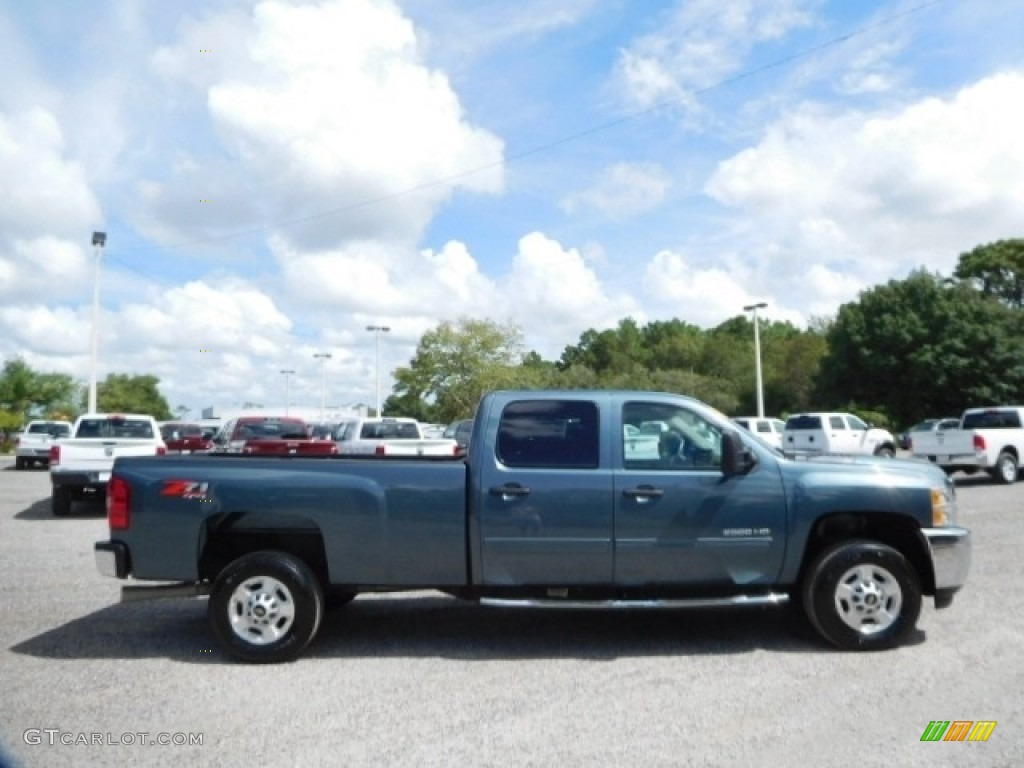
[209,550,324,664]
[801,540,921,651]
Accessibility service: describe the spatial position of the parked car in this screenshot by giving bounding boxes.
[783,412,897,457]
[732,416,786,449]
[159,422,213,454]
[898,418,959,450]
[442,418,474,451]
[335,417,461,456]
[911,406,1024,484]
[210,416,338,456]
[14,419,73,469]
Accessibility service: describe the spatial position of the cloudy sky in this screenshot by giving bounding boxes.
[2,0,1022,416]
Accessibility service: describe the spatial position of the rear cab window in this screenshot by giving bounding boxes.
[497,400,599,469]
[963,410,1023,429]
[785,415,822,430]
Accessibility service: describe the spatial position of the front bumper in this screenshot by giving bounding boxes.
[922,525,972,594]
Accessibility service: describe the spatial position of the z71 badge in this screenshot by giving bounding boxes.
[160,480,211,500]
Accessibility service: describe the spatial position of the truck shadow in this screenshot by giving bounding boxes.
[9,593,925,664]
[15,496,106,521]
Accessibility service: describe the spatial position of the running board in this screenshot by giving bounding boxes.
[479,593,789,610]
[121,582,211,603]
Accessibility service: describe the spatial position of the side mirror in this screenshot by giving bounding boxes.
[721,429,756,478]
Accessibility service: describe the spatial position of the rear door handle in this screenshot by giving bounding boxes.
[490,483,531,500]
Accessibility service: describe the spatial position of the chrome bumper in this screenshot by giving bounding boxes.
[922,526,972,590]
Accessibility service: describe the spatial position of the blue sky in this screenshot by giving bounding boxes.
[2,0,1023,416]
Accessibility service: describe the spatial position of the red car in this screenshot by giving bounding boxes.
[159,422,213,454]
[210,416,338,456]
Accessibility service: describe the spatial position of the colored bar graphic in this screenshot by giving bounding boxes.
[920,720,997,742]
[921,721,949,742]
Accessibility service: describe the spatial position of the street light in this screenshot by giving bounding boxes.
[87,232,107,413]
[280,369,295,415]
[366,325,391,416]
[313,353,332,422]
[743,302,768,418]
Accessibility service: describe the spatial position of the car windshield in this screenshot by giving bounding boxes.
[360,422,420,439]
[28,423,70,437]
[77,418,154,439]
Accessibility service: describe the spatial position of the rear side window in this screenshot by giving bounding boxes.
[497,400,599,469]
[785,415,822,430]
[962,410,1022,429]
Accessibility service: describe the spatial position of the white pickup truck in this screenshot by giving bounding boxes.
[14,420,73,469]
[910,406,1024,484]
[782,412,897,457]
[49,413,166,515]
[334,417,461,457]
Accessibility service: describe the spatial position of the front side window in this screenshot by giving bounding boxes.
[847,415,868,430]
[622,401,722,471]
[829,416,846,430]
[497,400,599,469]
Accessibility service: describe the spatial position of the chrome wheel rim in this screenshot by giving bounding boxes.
[227,576,296,645]
[1000,457,1016,483]
[834,563,902,634]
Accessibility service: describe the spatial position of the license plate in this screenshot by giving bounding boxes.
[98,472,111,483]
[937,455,950,464]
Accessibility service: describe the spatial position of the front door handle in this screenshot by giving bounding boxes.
[623,486,664,502]
[490,483,531,500]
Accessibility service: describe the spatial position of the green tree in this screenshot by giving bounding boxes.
[92,373,174,420]
[815,269,1024,426]
[953,238,1024,308]
[389,318,527,423]
[0,358,80,422]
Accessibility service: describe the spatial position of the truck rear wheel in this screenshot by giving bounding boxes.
[52,486,73,517]
[15,457,26,470]
[209,550,324,664]
[801,540,921,651]
[989,451,1018,485]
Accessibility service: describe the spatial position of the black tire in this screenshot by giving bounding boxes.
[989,451,1018,485]
[801,539,921,651]
[209,550,324,664]
[874,445,895,459]
[52,486,73,517]
[15,457,26,470]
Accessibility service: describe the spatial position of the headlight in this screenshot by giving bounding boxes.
[931,485,956,527]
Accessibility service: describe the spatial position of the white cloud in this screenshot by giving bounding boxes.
[146,0,505,250]
[613,0,819,111]
[561,162,672,218]
[705,72,1024,288]
[506,232,638,345]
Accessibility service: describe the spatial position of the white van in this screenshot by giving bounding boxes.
[782,413,896,457]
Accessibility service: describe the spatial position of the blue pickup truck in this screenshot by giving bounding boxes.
[94,390,971,663]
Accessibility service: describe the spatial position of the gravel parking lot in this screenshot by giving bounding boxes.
[0,456,1020,767]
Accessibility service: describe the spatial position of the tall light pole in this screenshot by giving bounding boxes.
[366,325,391,417]
[313,353,331,422]
[88,232,107,413]
[280,369,295,415]
[743,302,768,418]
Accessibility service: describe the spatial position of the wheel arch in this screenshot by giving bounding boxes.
[797,512,935,595]
[198,511,330,589]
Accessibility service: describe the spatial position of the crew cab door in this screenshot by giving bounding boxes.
[476,397,613,585]
[613,399,787,586]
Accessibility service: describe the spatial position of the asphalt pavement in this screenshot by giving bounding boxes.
[0,455,1020,767]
